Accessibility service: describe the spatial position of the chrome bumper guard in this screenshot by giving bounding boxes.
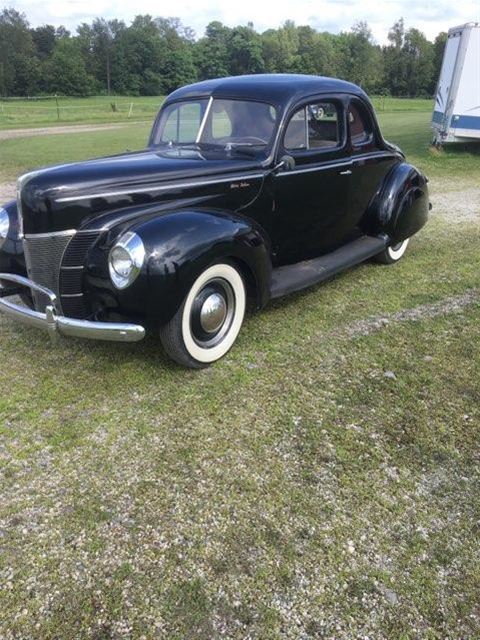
[0,273,145,343]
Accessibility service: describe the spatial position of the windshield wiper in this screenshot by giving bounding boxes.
[224,142,267,149]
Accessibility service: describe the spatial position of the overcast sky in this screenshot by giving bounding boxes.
[9,0,480,43]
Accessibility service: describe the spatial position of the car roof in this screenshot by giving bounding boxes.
[165,74,369,107]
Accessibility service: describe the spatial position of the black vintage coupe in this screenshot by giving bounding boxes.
[0,74,429,367]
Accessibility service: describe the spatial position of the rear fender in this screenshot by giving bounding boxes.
[364,163,429,243]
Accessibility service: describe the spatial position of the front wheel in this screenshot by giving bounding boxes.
[373,238,410,265]
[159,263,246,368]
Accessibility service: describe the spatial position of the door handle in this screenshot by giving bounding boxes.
[339,169,352,175]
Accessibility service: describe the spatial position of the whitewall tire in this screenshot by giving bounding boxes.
[374,238,410,265]
[159,263,246,368]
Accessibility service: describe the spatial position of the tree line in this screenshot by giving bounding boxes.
[0,8,447,98]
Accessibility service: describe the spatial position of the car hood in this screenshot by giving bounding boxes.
[19,148,265,234]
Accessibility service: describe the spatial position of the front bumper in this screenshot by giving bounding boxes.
[0,273,145,343]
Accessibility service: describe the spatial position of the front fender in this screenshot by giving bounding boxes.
[0,200,26,276]
[364,163,429,243]
[85,208,272,326]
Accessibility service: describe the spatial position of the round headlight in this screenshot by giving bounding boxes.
[0,208,9,248]
[108,231,145,290]
[110,246,133,278]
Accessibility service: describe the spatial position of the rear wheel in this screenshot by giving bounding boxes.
[159,263,246,368]
[374,238,410,265]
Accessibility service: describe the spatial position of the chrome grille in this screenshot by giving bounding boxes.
[59,231,102,319]
[23,230,102,318]
[23,232,75,312]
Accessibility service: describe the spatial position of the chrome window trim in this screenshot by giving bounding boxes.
[304,107,309,150]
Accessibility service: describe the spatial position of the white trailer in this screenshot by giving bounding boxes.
[432,22,480,144]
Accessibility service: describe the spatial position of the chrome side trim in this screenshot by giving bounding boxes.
[0,273,145,343]
[24,227,108,239]
[54,173,265,203]
[24,229,77,239]
[276,151,396,177]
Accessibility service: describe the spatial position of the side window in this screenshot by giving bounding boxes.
[284,108,307,150]
[284,101,340,151]
[348,101,373,146]
[307,102,339,148]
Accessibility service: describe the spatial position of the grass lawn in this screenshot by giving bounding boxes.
[0,96,164,129]
[1,108,479,187]
[0,107,479,638]
[0,95,430,130]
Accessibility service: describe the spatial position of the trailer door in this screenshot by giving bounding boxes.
[432,30,461,135]
[451,26,480,140]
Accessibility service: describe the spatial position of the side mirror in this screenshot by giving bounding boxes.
[274,154,295,172]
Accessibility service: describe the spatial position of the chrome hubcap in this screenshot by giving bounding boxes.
[190,278,235,348]
[199,293,227,333]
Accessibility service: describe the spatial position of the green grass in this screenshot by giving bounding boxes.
[371,96,434,112]
[0,122,152,185]
[377,111,480,181]
[1,109,479,188]
[0,95,164,129]
[0,106,479,638]
[0,96,433,129]
[0,95,430,130]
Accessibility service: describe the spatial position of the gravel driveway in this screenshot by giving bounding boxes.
[0,122,133,141]
[0,183,15,203]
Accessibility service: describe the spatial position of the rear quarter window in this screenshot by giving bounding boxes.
[348,101,374,147]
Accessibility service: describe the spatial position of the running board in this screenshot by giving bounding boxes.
[270,235,387,298]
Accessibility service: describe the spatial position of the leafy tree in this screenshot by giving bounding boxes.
[403,28,434,97]
[383,18,435,96]
[0,8,449,98]
[110,15,163,95]
[31,25,56,59]
[262,21,299,73]
[154,17,197,92]
[228,24,264,75]
[0,8,37,95]
[42,38,95,95]
[432,31,447,91]
[383,18,407,95]
[336,22,383,92]
[195,21,231,80]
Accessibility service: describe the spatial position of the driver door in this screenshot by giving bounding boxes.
[271,97,353,266]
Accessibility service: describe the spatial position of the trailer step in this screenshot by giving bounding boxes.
[270,235,387,298]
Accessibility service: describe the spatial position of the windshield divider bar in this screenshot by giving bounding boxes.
[196,97,213,144]
[305,106,309,151]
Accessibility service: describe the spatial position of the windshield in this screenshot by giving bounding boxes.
[152,98,278,154]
